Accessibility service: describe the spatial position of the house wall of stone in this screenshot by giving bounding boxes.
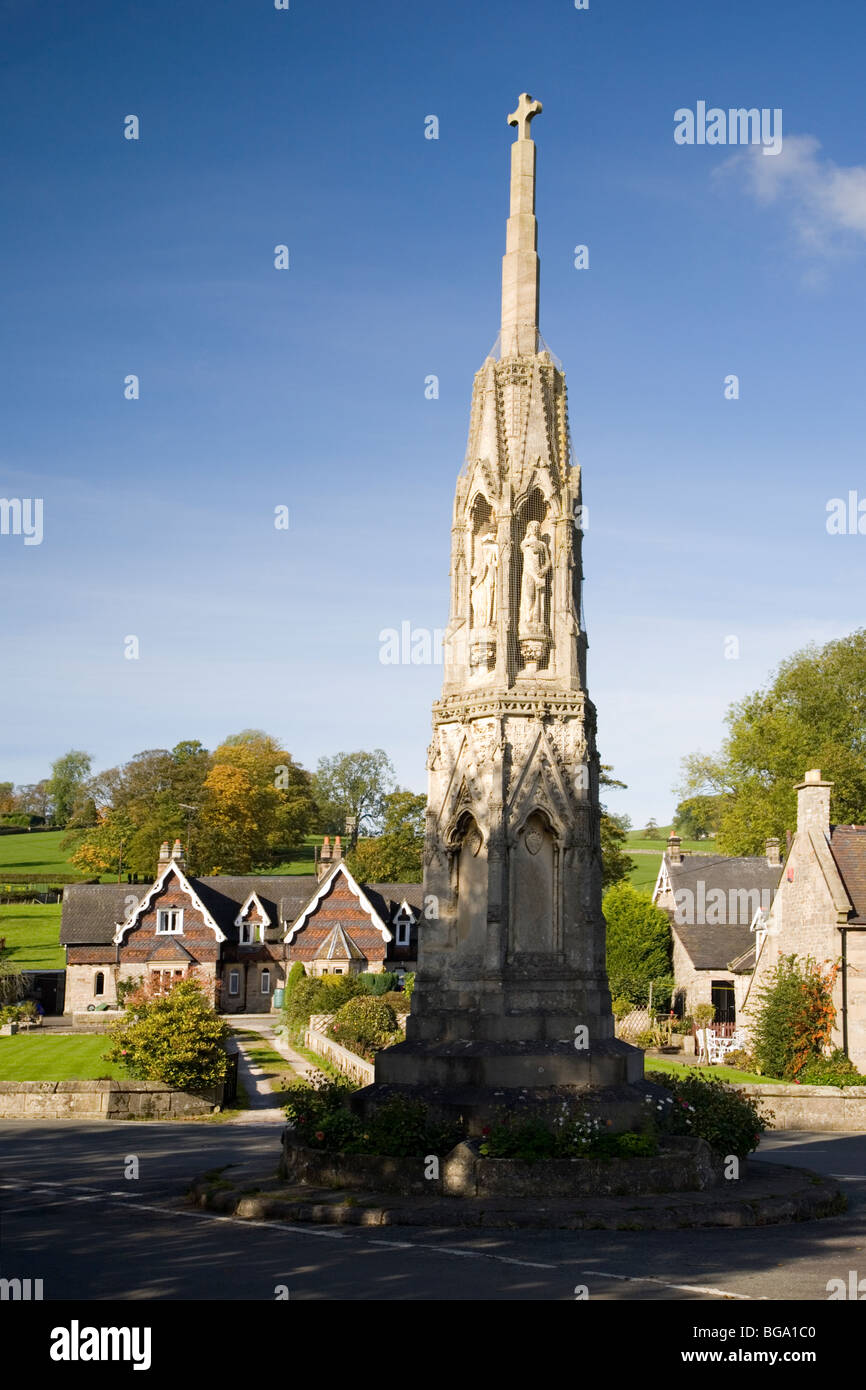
[671,934,749,1021]
[740,833,853,1060]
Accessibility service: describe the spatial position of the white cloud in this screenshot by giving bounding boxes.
[718,133,866,253]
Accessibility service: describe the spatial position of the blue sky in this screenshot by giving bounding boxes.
[2,0,865,826]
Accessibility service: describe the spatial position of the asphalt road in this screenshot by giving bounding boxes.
[1,1121,865,1302]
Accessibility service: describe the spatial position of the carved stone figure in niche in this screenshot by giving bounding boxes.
[470,525,499,629]
[519,520,551,630]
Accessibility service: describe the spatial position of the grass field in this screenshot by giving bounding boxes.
[0,829,79,876]
[644,1056,783,1086]
[0,902,64,969]
[0,1034,126,1080]
[624,824,723,894]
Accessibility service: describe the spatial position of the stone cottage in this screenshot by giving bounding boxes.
[740,770,866,1070]
[60,838,423,1014]
[653,833,782,1022]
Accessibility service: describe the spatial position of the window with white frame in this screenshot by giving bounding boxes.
[239,922,262,945]
[228,970,240,997]
[260,968,271,994]
[393,903,415,947]
[156,908,183,934]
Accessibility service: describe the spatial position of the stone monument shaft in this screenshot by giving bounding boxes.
[374,96,641,1115]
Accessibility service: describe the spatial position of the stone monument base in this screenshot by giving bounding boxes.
[352,1036,647,1136]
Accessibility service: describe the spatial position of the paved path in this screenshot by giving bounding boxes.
[223,1019,321,1124]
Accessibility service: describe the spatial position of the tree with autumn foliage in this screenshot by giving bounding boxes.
[195,729,316,873]
[750,955,840,1080]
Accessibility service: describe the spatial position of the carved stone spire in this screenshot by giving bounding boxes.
[501,93,542,358]
[364,96,643,1136]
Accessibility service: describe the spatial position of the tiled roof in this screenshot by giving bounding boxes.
[665,853,781,901]
[672,923,755,971]
[829,826,866,924]
[61,871,423,947]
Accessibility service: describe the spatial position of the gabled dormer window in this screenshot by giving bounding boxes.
[239,922,263,945]
[156,908,183,934]
[392,901,416,948]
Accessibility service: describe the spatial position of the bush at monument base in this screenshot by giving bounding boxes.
[645,1070,771,1158]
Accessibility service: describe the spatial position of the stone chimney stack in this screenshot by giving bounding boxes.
[667,833,683,866]
[171,839,185,868]
[333,835,343,864]
[765,837,782,867]
[157,840,171,873]
[795,769,833,837]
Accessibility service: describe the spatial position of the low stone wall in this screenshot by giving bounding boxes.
[736,1083,866,1131]
[304,1026,375,1085]
[71,1011,124,1033]
[280,1131,724,1198]
[0,1079,223,1120]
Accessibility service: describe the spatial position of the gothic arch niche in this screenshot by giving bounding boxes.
[508,808,560,958]
[510,487,552,676]
[449,811,487,951]
[468,494,497,672]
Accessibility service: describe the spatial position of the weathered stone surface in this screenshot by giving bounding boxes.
[191,1159,845,1231]
[363,95,642,1127]
[0,1079,221,1120]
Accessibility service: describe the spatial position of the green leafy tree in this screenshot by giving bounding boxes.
[346,789,425,882]
[678,630,866,855]
[106,977,229,1091]
[599,767,635,888]
[641,817,659,840]
[48,750,92,826]
[313,750,395,847]
[673,794,722,840]
[603,882,672,1006]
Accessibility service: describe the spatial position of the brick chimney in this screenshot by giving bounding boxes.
[667,833,683,866]
[765,837,782,867]
[795,768,833,837]
[316,835,332,882]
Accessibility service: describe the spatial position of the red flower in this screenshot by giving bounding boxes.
[481,1126,491,1136]
[315,1130,324,1140]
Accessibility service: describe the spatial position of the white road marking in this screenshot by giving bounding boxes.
[583,1269,765,1300]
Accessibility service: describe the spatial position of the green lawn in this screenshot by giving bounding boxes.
[0,902,64,969]
[0,1034,126,1080]
[645,1056,784,1086]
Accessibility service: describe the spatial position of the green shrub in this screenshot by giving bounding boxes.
[357,971,397,996]
[693,1004,716,1028]
[632,1030,655,1050]
[723,1048,757,1072]
[286,962,306,995]
[604,883,673,1005]
[327,996,401,1060]
[645,1070,771,1158]
[611,996,633,1020]
[751,955,839,1080]
[798,1049,866,1088]
[402,973,415,998]
[478,1109,658,1163]
[284,1077,459,1157]
[105,978,229,1091]
[283,972,363,1027]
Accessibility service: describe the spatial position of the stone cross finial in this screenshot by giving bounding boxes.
[508,92,542,141]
